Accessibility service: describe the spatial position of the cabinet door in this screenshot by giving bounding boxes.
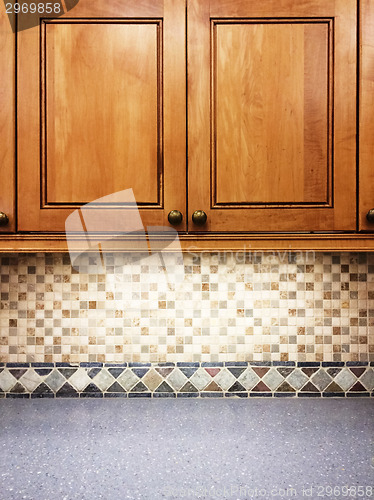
[0,3,15,233]
[188,0,356,232]
[18,0,186,232]
[359,0,374,231]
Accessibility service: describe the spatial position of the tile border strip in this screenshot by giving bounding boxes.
[0,362,373,398]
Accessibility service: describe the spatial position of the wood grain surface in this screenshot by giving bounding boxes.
[0,2,15,232]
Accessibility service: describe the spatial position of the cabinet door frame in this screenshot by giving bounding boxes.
[0,3,15,233]
[17,0,186,232]
[359,0,374,231]
[187,0,357,233]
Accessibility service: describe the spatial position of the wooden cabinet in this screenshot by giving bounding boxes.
[18,0,186,232]
[188,0,356,233]
[0,0,373,251]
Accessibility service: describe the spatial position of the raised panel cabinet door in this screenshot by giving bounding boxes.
[18,0,186,232]
[188,0,356,232]
[0,2,15,233]
[359,0,374,231]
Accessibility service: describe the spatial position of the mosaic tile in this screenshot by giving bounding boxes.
[68,368,92,392]
[360,369,374,391]
[277,381,296,392]
[189,370,211,390]
[87,368,101,379]
[6,394,29,399]
[349,381,367,392]
[301,368,319,377]
[0,370,17,392]
[9,369,27,379]
[56,382,79,397]
[298,363,320,367]
[81,383,102,396]
[117,370,139,391]
[132,368,149,379]
[205,368,220,377]
[91,369,115,392]
[325,382,344,393]
[252,367,270,378]
[58,368,78,379]
[155,367,174,378]
[251,381,271,392]
[10,382,26,393]
[20,369,42,392]
[214,369,236,391]
[204,381,222,392]
[179,367,198,378]
[334,370,357,391]
[273,361,295,367]
[262,370,284,390]
[0,363,372,396]
[225,392,248,398]
[105,363,128,368]
[286,370,309,390]
[349,367,366,377]
[34,368,52,376]
[155,381,174,393]
[300,382,320,393]
[107,381,126,393]
[237,369,260,390]
[107,368,125,378]
[142,369,163,391]
[277,368,294,378]
[180,381,198,393]
[44,371,66,392]
[131,381,149,393]
[166,369,188,391]
[31,383,54,397]
[0,252,373,364]
[346,392,370,397]
[311,370,333,391]
[228,381,246,392]
[227,367,246,378]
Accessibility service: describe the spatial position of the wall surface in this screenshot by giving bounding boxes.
[0,252,373,364]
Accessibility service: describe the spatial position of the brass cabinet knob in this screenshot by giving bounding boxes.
[168,210,183,225]
[0,212,9,226]
[366,209,374,223]
[192,210,207,226]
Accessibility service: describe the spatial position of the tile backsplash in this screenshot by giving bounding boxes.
[0,252,373,364]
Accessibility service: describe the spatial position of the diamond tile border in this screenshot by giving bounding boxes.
[0,362,373,398]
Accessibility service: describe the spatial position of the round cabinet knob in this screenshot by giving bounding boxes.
[0,212,9,226]
[366,209,374,223]
[168,210,183,225]
[192,210,207,226]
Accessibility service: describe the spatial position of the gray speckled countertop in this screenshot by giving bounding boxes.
[0,399,373,500]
